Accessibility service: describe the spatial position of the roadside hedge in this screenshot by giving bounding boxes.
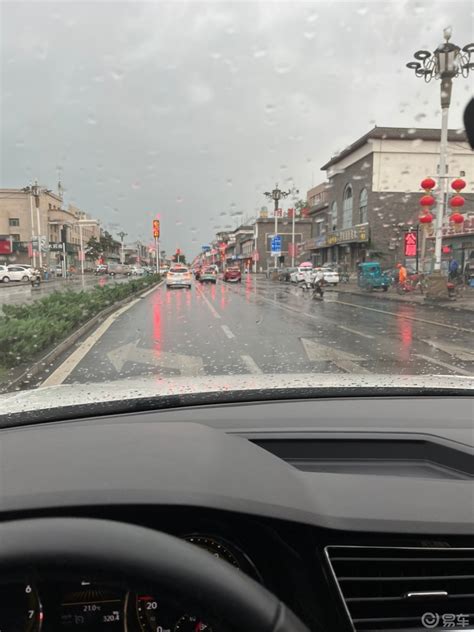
[0,275,160,368]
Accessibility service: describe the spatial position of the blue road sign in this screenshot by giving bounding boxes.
[271,235,282,254]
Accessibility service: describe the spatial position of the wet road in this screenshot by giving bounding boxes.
[43,275,474,386]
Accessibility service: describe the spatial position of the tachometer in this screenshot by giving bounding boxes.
[182,535,240,569]
[136,594,178,632]
[174,615,212,631]
[0,583,42,632]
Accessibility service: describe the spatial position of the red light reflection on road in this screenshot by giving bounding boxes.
[396,306,413,360]
[153,296,162,353]
[220,283,228,310]
[210,283,217,302]
[245,274,253,301]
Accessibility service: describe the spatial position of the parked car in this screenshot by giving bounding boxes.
[95,264,108,275]
[319,265,340,285]
[2,265,34,283]
[108,263,131,276]
[166,265,192,289]
[130,266,145,276]
[278,267,297,282]
[290,263,313,283]
[223,267,242,283]
[200,267,218,284]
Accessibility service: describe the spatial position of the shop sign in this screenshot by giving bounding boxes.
[326,223,369,246]
[404,232,417,257]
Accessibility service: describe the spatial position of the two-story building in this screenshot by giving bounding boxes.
[312,126,474,270]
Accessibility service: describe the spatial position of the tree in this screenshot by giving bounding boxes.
[86,236,102,259]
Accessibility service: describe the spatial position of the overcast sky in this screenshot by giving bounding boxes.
[1,1,473,255]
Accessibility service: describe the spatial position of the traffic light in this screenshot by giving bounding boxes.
[153,219,160,238]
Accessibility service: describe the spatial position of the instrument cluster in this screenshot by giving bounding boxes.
[1,534,260,632]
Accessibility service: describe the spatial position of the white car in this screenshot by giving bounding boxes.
[166,265,192,289]
[130,266,145,276]
[318,265,340,285]
[290,264,314,283]
[2,265,34,283]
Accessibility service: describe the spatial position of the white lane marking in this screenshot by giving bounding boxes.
[221,324,235,339]
[414,354,473,376]
[421,339,474,362]
[337,325,375,339]
[41,298,142,386]
[240,354,263,374]
[195,285,221,319]
[331,299,474,334]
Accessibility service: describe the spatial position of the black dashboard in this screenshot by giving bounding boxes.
[1,395,473,632]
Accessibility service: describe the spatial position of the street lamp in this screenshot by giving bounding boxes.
[264,183,291,268]
[77,219,99,276]
[289,185,299,268]
[406,27,474,272]
[117,230,127,264]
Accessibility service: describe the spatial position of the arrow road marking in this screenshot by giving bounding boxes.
[421,339,474,362]
[221,324,235,339]
[42,298,142,386]
[107,342,203,376]
[240,354,263,374]
[300,338,371,374]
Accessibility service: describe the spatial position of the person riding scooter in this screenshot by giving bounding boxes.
[312,267,325,299]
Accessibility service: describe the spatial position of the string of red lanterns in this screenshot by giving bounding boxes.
[418,177,467,232]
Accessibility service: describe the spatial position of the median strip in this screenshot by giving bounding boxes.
[0,275,162,392]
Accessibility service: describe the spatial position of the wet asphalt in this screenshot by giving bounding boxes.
[45,274,473,385]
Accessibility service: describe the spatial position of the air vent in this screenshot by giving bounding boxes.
[325,546,474,631]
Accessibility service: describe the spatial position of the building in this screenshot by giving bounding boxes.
[252,215,313,271]
[311,126,474,270]
[0,187,101,269]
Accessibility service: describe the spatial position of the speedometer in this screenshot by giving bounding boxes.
[0,584,42,632]
[136,594,178,632]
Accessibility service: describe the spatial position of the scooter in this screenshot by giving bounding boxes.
[31,272,41,290]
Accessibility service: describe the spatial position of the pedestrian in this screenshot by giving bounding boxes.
[396,263,407,285]
[312,267,325,298]
[448,256,459,281]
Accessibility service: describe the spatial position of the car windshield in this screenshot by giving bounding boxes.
[0,1,473,414]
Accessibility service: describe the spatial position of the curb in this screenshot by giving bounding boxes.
[0,279,163,393]
[325,286,474,314]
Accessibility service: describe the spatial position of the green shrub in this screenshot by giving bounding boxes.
[0,274,160,368]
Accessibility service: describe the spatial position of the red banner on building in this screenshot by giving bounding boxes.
[0,236,12,255]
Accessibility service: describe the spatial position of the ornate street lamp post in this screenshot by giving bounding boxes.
[407,27,474,273]
[264,184,291,269]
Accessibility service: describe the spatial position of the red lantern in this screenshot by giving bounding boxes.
[451,178,466,192]
[449,212,464,224]
[419,194,435,207]
[449,195,465,208]
[419,212,434,224]
[421,177,436,191]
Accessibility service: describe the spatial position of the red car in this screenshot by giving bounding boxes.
[223,267,242,283]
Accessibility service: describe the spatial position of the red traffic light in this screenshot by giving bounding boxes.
[152,219,160,238]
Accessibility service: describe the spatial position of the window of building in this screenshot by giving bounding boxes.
[359,188,368,224]
[330,201,338,232]
[9,218,20,227]
[342,184,353,229]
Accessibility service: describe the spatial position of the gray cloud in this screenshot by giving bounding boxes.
[1,1,472,255]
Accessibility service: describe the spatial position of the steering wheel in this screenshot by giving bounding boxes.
[0,517,310,632]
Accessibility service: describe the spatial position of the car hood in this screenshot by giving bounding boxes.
[0,374,472,420]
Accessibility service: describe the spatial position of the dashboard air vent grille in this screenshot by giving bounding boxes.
[325,545,474,631]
